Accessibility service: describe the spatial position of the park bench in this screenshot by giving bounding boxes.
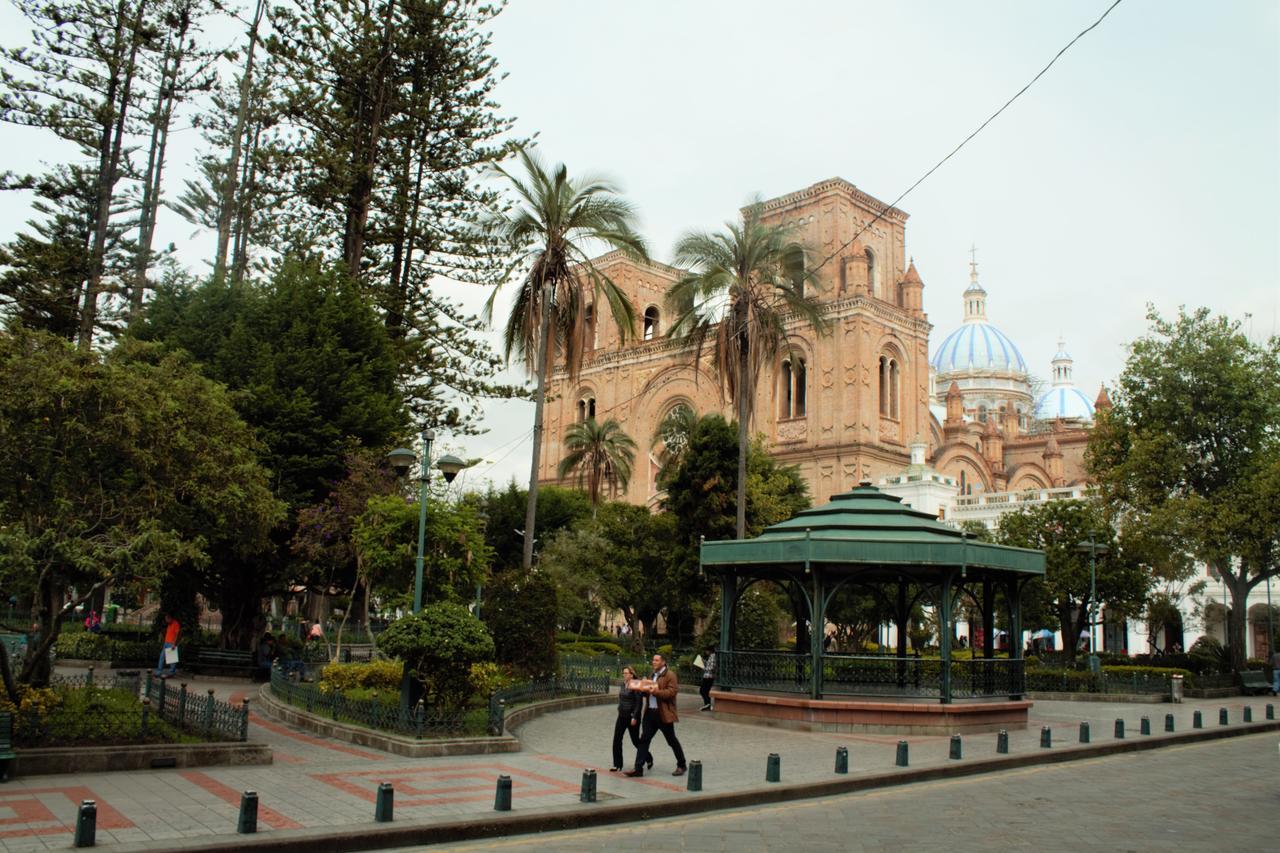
[1239,670,1273,696]
[192,648,256,677]
[0,711,15,782]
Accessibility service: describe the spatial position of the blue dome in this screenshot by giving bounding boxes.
[931,322,1028,374]
[1035,386,1095,421]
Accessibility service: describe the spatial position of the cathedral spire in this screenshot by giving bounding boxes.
[963,248,987,322]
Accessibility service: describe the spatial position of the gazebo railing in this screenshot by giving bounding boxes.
[719,650,1026,700]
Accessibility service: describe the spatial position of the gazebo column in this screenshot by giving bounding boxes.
[1006,578,1024,699]
[939,572,953,704]
[809,569,824,699]
[982,579,994,659]
[719,574,733,690]
[895,580,908,688]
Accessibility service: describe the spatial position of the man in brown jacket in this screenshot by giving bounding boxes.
[625,653,687,777]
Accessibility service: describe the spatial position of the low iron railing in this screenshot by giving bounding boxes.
[144,673,250,741]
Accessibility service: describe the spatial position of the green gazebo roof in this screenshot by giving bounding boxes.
[700,484,1044,577]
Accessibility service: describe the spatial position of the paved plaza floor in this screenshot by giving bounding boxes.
[1,673,1276,850]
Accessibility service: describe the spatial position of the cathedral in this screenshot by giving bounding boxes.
[538,177,1105,521]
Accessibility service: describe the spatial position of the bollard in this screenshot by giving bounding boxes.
[375,782,394,822]
[834,746,848,774]
[1243,706,1253,723]
[1165,713,1175,732]
[949,734,962,760]
[494,775,512,811]
[579,769,597,803]
[1267,704,1275,720]
[86,666,94,689]
[765,753,781,783]
[1078,721,1090,744]
[1140,716,1151,736]
[686,760,703,792]
[1193,710,1203,729]
[74,800,96,848]
[895,740,909,767]
[996,730,1009,754]
[1114,719,1125,739]
[237,791,258,834]
[1219,707,1228,726]
[1039,726,1052,749]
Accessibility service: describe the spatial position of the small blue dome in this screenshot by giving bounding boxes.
[1035,386,1095,421]
[931,322,1028,374]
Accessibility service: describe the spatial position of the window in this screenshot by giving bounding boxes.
[643,306,660,341]
[878,354,899,419]
[865,248,879,298]
[959,469,969,495]
[584,304,597,350]
[978,404,988,423]
[577,396,596,422]
[780,357,807,418]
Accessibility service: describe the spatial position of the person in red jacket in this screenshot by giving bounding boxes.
[155,613,181,677]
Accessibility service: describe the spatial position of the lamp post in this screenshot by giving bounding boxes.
[386,429,469,614]
[1075,536,1109,675]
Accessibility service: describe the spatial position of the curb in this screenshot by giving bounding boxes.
[127,718,1280,852]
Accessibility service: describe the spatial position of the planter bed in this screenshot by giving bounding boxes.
[13,741,271,776]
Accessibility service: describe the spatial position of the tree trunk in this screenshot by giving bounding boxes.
[523,281,553,571]
[1225,568,1249,672]
[736,341,749,539]
[214,0,264,281]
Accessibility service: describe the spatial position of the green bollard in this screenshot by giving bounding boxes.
[494,775,512,811]
[1140,716,1150,736]
[73,800,96,848]
[1219,707,1228,726]
[1078,721,1090,744]
[686,760,703,792]
[237,791,258,834]
[834,746,848,774]
[579,769,597,803]
[374,782,393,822]
[1267,704,1275,720]
[949,734,962,760]
[1038,726,1051,748]
[765,753,781,783]
[1165,713,1175,732]
[1243,706,1253,723]
[1193,710,1203,729]
[996,730,1009,753]
[1114,719,1125,739]
[895,740,909,767]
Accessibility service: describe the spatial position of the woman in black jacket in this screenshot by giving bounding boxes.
[610,665,648,772]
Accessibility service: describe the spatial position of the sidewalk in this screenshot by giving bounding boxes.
[2,673,1276,851]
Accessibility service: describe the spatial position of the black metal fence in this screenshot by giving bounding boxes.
[143,674,251,741]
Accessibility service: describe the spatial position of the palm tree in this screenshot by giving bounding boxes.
[666,201,829,539]
[557,417,637,514]
[484,147,648,569]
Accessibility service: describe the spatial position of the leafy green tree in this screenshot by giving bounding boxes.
[696,587,786,652]
[378,602,493,710]
[474,482,590,573]
[556,418,637,515]
[483,146,648,569]
[1088,308,1280,671]
[0,327,282,688]
[482,570,558,677]
[666,202,828,538]
[995,499,1149,662]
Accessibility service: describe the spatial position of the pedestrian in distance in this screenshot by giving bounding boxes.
[698,646,717,711]
[155,613,180,677]
[625,653,688,777]
[610,665,648,772]
[1271,648,1280,696]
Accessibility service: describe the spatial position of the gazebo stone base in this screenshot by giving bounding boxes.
[709,690,1032,735]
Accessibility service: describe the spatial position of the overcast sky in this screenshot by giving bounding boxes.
[2,0,1276,494]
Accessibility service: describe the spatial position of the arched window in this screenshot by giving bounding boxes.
[878,354,899,419]
[978,404,988,423]
[780,357,806,418]
[865,248,879,298]
[584,304,597,351]
[643,306,660,341]
[959,469,968,495]
[577,395,596,422]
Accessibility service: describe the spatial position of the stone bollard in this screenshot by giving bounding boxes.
[895,740,909,767]
[1193,710,1203,729]
[1219,707,1228,726]
[1079,721,1090,744]
[1243,706,1253,723]
[949,734,962,760]
[834,746,849,774]
[74,800,96,848]
[1165,713,1175,732]
[237,791,258,834]
[996,730,1009,753]
[375,782,393,822]
[686,760,703,792]
[1114,719,1125,739]
[1039,727,1052,749]
[765,753,781,783]
[494,775,512,811]
[1140,716,1151,736]
[579,769,597,803]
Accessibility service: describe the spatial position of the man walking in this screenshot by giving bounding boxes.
[699,646,717,711]
[625,653,687,777]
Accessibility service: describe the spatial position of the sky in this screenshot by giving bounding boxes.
[1,0,1277,494]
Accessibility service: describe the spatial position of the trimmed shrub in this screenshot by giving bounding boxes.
[379,603,494,711]
[318,659,404,695]
[483,571,558,678]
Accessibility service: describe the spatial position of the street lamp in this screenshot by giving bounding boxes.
[1075,536,1110,675]
[386,429,471,614]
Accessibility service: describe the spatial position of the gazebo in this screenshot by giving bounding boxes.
[701,483,1046,733]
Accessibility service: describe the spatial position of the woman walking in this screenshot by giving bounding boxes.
[610,666,648,772]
